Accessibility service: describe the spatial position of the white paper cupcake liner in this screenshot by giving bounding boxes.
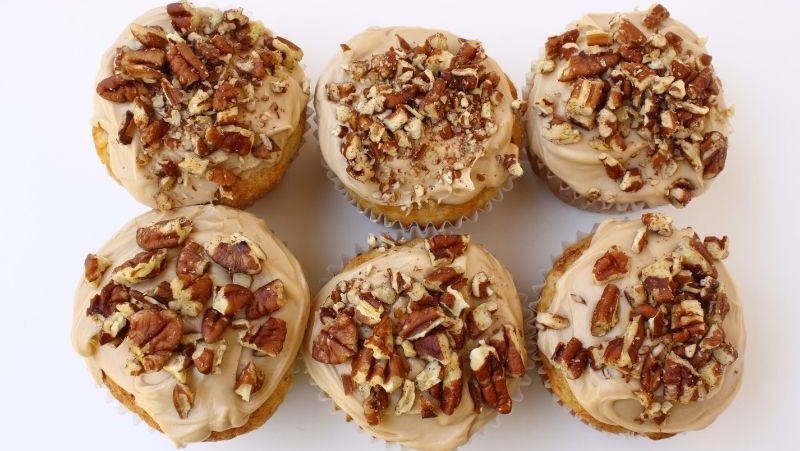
[305,231,532,450]
[312,107,517,234]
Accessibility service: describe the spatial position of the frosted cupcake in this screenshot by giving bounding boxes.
[535,212,744,438]
[525,4,731,211]
[316,27,524,228]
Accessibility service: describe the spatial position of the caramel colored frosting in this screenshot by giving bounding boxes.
[537,218,745,434]
[526,7,731,207]
[72,205,310,444]
[316,27,521,210]
[303,236,527,451]
[93,4,309,209]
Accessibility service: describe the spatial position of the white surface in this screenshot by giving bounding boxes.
[1,0,798,449]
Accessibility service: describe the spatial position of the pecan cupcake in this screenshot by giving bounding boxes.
[316,27,524,228]
[71,205,310,444]
[535,213,744,438]
[525,4,731,212]
[302,234,527,450]
[93,2,310,210]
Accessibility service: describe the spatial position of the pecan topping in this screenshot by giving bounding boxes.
[559,51,620,82]
[111,249,168,285]
[239,317,287,357]
[312,313,358,364]
[364,385,389,426]
[399,306,445,340]
[136,217,192,250]
[173,383,194,419]
[470,343,511,414]
[205,234,266,275]
[84,254,111,288]
[247,279,286,319]
[128,309,183,355]
[212,283,254,316]
[591,284,620,337]
[425,235,469,265]
[535,312,569,330]
[592,245,630,283]
[96,75,148,102]
[234,361,264,402]
[643,4,670,29]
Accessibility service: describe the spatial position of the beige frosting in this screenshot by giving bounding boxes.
[71,205,310,444]
[92,6,309,208]
[302,239,526,451]
[526,12,730,206]
[316,27,519,209]
[537,219,745,434]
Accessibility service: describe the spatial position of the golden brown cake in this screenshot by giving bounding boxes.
[525,4,731,212]
[535,212,744,438]
[93,2,309,209]
[72,205,310,444]
[316,27,524,228]
[303,234,527,450]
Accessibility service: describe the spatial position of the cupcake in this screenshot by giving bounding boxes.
[303,234,527,450]
[525,4,731,212]
[93,2,310,210]
[535,212,744,438]
[72,205,310,444]
[316,27,524,228]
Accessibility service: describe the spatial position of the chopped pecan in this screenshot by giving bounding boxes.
[700,131,727,179]
[501,325,526,377]
[425,235,469,265]
[130,23,168,49]
[535,312,569,330]
[466,301,498,338]
[559,51,620,82]
[712,342,738,365]
[128,309,183,354]
[591,284,620,337]
[87,282,130,318]
[351,347,374,385]
[118,110,136,145]
[84,254,111,288]
[140,120,169,147]
[111,249,168,285]
[206,125,255,155]
[598,153,624,180]
[364,316,394,359]
[166,43,208,87]
[545,29,579,60]
[201,307,229,343]
[666,178,695,208]
[441,353,463,415]
[239,317,287,357]
[644,276,673,304]
[566,78,606,129]
[166,2,199,35]
[423,266,463,292]
[704,236,729,260]
[640,352,663,393]
[399,306,444,340]
[614,18,647,45]
[470,343,512,414]
[364,385,389,426]
[395,379,416,415]
[96,75,148,102]
[553,337,588,379]
[643,4,670,29]
[173,383,194,419]
[586,30,613,46]
[414,333,451,362]
[592,245,630,284]
[175,241,208,280]
[619,168,644,192]
[234,361,264,402]
[212,283,254,316]
[311,312,358,364]
[641,212,673,236]
[471,272,493,298]
[136,217,192,250]
[631,227,649,254]
[205,234,265,275]
[246,279,286,319]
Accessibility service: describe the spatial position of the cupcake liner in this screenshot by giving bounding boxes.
[523,66,649,214]
[305,230,532,450]
[312,106,516,234]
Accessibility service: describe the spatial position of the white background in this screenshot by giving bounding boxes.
[1,0,798,449]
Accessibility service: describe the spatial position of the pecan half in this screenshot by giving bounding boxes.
[205,234,266,275]
[96,75,148,102]
[592,245,630,284]
[312,312,358,364]
[128,309,183,354]
[591,284,620,337]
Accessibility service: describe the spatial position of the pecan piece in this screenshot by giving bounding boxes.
[176,240,208,279]
[96,75,149,102]
[545,29,579,60]
[84,254,111,288]
[501,325,526,377]
[466,301,498,338]
[311,313,358,364]
[140,120,169,147]
[700,131,727,179]
[425,235,469,265]
[111,249,168,285]
[166,2,200,35]
[206,125,255,156]
[614,18,647,45]
[206,167,240,187]
[640,352,663,393]
[239,317,287,357]
[246,279,286,319]
[364,316,394,360]
[192,341,227,375]
[87,282,130,318]
[591,284,620,337]
[212,283,254,316]
[118,110,136,145]
[399,306,445,340]
[441,353,463,415]
[559,51,620,82]
[201,308,229,343]
[641,212,673,236]
[234,361,264,402]
[552,337,588,379]
[173,383,194,419]
[130,23,168,49]
[364,385,389,426]
[205,234,266,275]
[643,4,670,29]
[128,308,183,354]
[470,343,511,414]
[666,178,695,208]
[704,236,729,260]
[592,245,630,284]
[423,266,463,292]
[536,312,569,330]
[136,217,192,250]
